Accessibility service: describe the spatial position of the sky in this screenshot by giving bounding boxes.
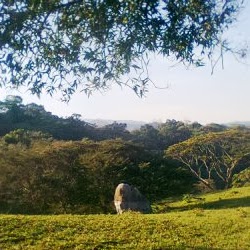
[1,2,250,125]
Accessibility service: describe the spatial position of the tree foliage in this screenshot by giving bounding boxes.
[232,167,250,187]
[131,119,218,151]
[1,96,250,214]
[0,0,243,99]
[1,96,226,147]
[0,137,193,214]
[0,95,97,140]
[166,129,250,190]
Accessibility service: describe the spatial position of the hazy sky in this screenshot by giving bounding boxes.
[1,2,250,125]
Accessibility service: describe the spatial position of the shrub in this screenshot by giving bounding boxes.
[232,168,250,187]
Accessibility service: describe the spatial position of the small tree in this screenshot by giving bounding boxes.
[4,129,31,147]
[232,167,250,187]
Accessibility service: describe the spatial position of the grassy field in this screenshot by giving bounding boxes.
[0,186,249,250]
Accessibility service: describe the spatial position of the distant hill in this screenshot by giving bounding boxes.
[85,119,146,131]
[225,121,250,127]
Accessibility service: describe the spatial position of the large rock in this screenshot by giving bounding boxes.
[114,183,151,214]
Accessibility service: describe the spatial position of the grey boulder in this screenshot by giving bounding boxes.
[114,183,151,214]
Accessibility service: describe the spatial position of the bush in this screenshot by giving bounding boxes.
[232,168,250,187]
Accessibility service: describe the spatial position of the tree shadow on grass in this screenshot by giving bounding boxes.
[169,196,250,212]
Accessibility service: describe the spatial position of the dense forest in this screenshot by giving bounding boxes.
[0,95,249,214]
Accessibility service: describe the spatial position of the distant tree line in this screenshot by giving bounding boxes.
[0,95,249,214]
[0,95,232,150]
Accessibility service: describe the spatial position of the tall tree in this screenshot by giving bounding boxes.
[0,95,25,131]
[166,129,250,190]
[0,0,244,99]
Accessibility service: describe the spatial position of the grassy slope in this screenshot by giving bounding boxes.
[0,186,249,250]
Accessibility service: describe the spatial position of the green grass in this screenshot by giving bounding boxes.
[0,186,250,250]
[153,185,250,213]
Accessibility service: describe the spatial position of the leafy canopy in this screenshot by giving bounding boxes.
[0,0,243,99]
[166,129,250,189]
